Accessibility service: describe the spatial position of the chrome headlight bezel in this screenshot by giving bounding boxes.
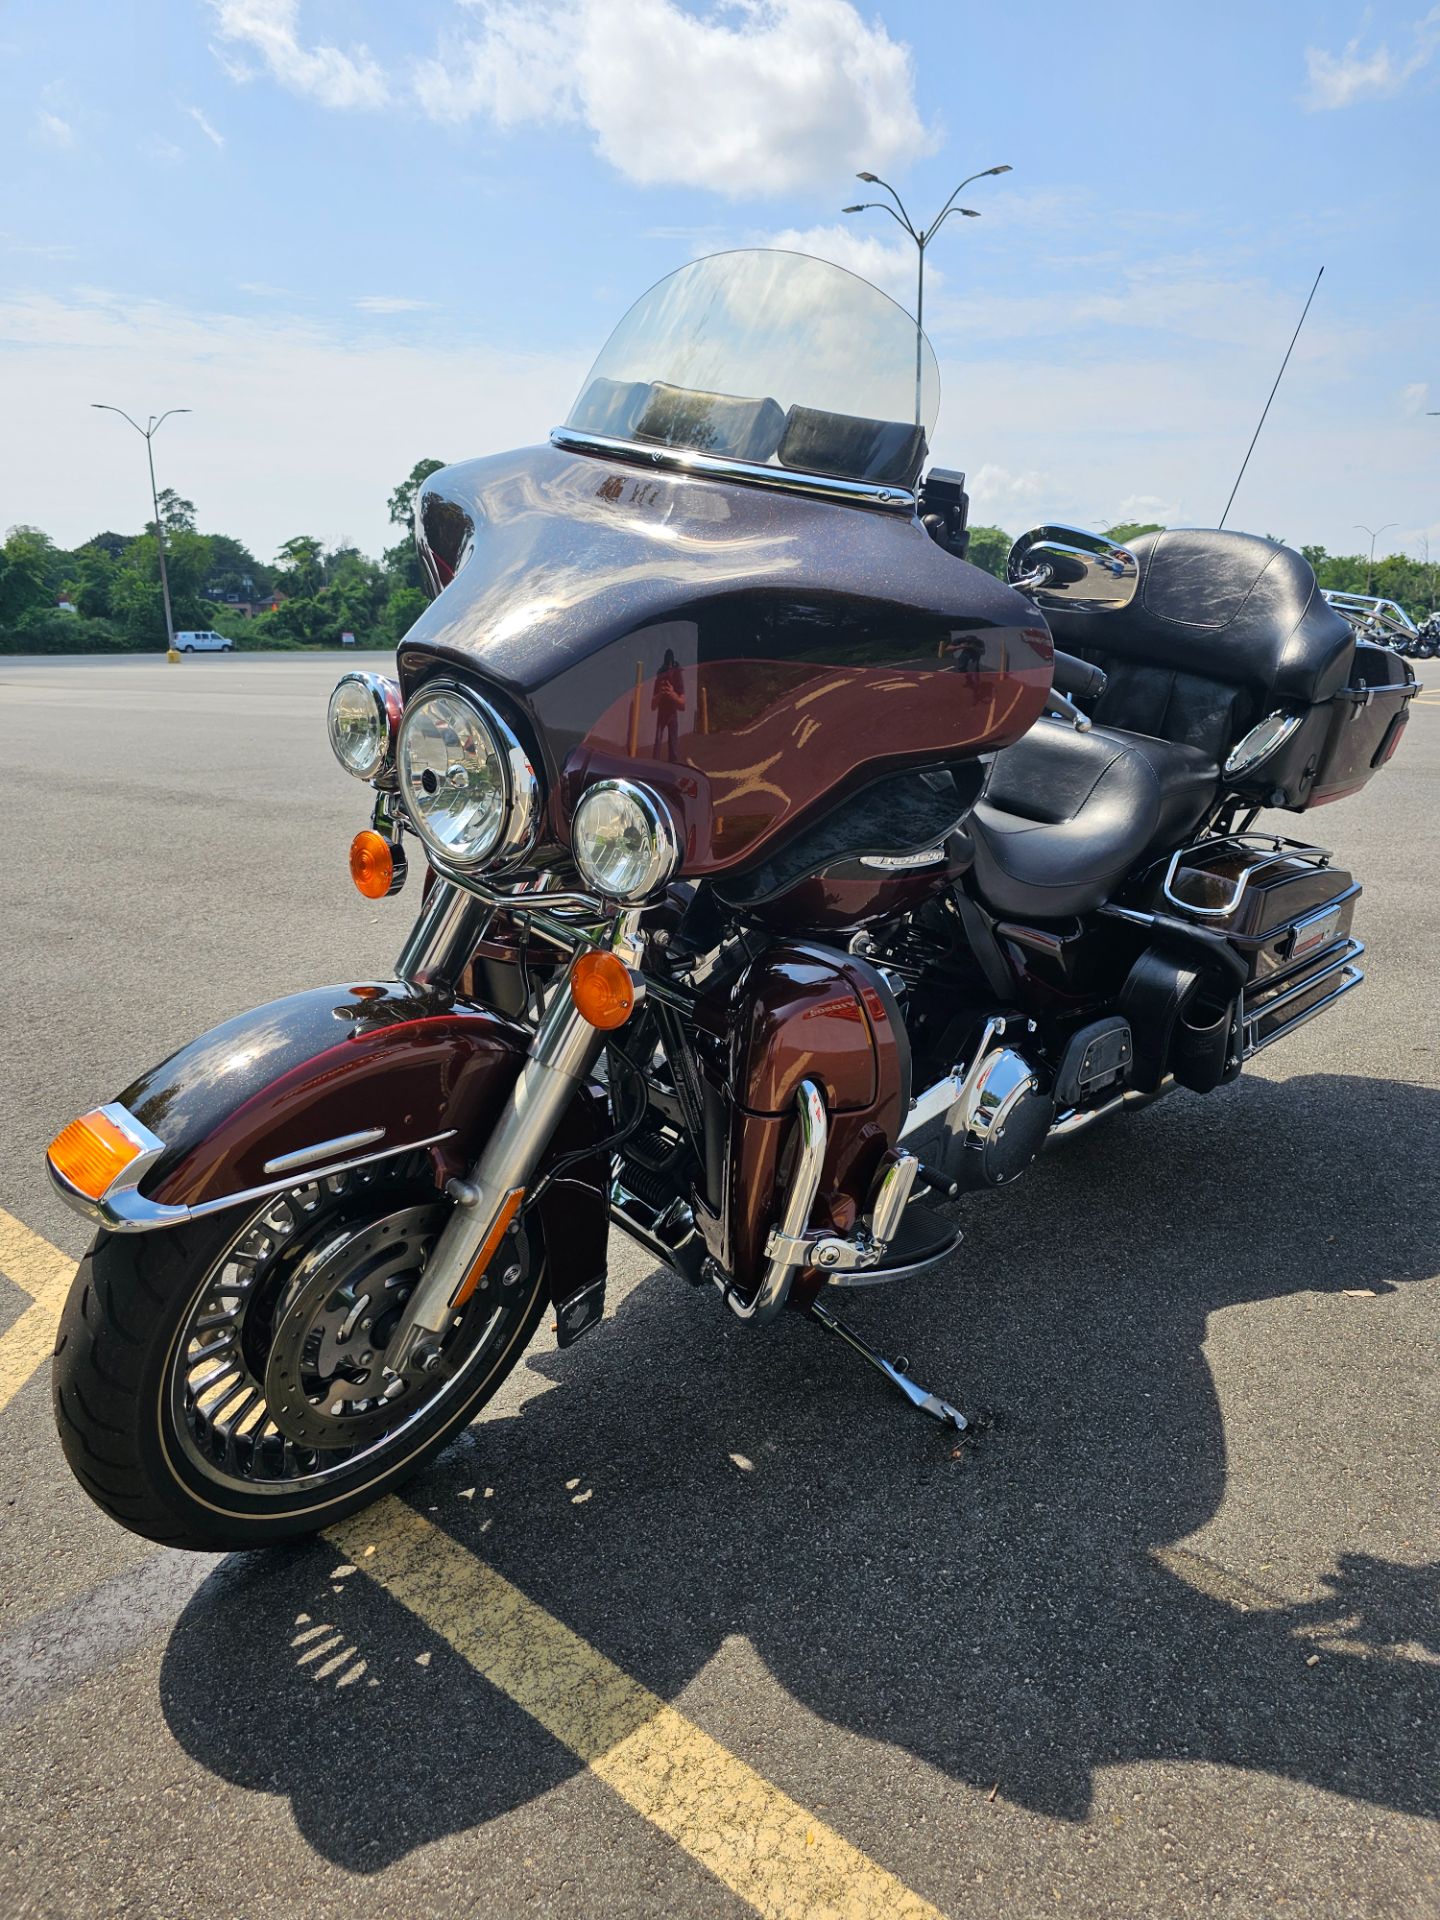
[570,778,683,902]
[327,671,403,782]
[396,681,542,871]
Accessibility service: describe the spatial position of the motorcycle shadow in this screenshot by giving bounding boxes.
[159,1070,1439,1869]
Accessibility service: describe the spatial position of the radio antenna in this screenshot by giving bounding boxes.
[1218,265,1324,530]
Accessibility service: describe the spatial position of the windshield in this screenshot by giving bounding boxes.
[563,249,940,492]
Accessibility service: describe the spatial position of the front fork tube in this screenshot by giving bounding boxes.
[386,893,637,1380]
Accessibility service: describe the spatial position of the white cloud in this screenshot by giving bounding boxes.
[964,462,1052,532]
[209,0,388,109]
[145,138,184,165]
[1304,7,1440,108]
[354,295,434,314]
[36,110,75,147]
[412,0,933,195]
[758,223,926,307]
[1113,492,1181,528]
[186,105,225,149]
[1402,381,1430,415]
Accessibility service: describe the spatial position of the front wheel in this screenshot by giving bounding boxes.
[53,1161,548,1550]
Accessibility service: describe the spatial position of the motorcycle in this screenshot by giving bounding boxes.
[47,249,1419,1551]
[1322,589,1424,658]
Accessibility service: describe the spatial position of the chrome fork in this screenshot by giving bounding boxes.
[384,893,639,1383]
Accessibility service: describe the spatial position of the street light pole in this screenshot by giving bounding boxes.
[1355,521,1396,596]
[843,163,1011,427]
[92,404,191,660]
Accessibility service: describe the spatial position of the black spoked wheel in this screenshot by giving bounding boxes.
[53,1159,548,1550]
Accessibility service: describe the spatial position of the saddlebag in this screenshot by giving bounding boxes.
[1145,836,1364,1059]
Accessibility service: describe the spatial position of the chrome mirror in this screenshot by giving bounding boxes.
[1007,525,1139,612]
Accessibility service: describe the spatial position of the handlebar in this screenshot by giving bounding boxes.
[1051,649,1108,703]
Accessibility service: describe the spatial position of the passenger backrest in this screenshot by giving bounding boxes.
[1044,530,1355,759]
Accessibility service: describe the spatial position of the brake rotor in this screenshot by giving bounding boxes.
[264,1202,452,1447]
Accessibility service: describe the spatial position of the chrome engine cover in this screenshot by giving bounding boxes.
[952,1045,1054,1189]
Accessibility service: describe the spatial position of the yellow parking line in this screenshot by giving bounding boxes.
[329,1498,945,1920]
[0,1209,75,1416]
[0,1211,942,1918]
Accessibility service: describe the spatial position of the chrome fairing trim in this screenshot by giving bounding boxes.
[47,1121,458,1234]
[549,427,918,513]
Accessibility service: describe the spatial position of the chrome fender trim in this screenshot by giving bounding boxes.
[47,1111,456,1234]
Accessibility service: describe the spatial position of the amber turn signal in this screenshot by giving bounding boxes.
[569,949,635,1029]
[48,1109,142,1201]
[349,830,406,899]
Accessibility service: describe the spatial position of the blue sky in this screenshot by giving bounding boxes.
[2,0,1436,562]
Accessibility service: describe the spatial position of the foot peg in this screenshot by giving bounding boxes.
[808,1300,968,1432]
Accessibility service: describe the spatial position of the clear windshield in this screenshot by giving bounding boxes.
[563,249,939,492]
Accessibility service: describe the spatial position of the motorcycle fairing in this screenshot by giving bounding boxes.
[402,444,1051,880]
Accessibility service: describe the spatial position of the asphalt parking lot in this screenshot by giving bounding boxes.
[2,650,1438,1920]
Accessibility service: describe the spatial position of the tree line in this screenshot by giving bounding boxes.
[0,458,445,654]
[2,484,1436,654]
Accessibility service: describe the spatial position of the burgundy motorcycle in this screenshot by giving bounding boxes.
[47,250,1417,1550]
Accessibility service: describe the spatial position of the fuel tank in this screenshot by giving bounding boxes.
[400,443,1051,881]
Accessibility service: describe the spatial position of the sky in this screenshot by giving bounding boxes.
[2,0,1437,564]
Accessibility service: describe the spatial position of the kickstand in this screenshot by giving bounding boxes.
[808,1299,968,1432]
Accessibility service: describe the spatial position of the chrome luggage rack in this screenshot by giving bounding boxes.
[1160,831,1332,921]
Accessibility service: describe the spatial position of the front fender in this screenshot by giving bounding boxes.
[46,980,610,1324]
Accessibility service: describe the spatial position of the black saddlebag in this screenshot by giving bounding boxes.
[1145,834,1364,1058]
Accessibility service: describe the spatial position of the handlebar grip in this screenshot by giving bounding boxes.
[1051,649,1108,702]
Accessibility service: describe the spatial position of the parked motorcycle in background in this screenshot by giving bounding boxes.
[1323,590,1428,659]
[46,249,1419,1551]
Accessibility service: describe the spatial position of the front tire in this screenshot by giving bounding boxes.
[53,1165,549,1551]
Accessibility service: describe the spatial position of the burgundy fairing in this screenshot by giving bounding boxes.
[406,445,1051,879]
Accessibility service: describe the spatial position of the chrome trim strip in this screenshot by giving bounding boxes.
[47,1125,458,1234]
[263,1128,387,1175]
[550,427,918,513]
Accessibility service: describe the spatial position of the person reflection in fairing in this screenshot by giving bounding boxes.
[651,648,686,762]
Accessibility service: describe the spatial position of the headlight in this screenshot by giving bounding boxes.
[327,672,402,780]
[571,780,681,901]
[397,685,540,869]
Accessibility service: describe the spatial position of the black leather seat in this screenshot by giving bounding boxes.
[1106,728,1219,847]
[969,721,1167,920]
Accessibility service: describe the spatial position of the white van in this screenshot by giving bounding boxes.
[174,630,233,653]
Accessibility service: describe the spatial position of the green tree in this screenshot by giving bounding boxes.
[965,525,1014,579]
[151,489,197,535]
[204,533,271,600]
[275,535,325,598]
[1104,521,1164,545]
[387,457,446,531]
[66,544,118,619]
[0,526,57,622]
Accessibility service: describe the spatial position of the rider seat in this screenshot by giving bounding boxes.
[967,720,1217,920]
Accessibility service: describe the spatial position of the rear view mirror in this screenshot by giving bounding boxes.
[1007,525,1139,612]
